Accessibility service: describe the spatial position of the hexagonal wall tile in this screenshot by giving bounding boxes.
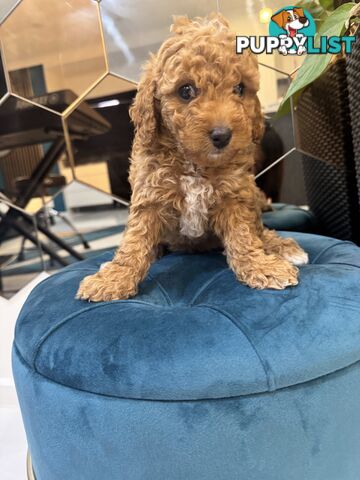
[254,63,296,189]
[0,177,127,282]
[254,62,299,202]
[220,0,306,75]
[65,73,135,203]
[0,94,75,216]
[99,0,218,82]
[34,179,127,266]
[0,0,21,24]
[0,0,107,114]
[256,143,307,205]
[99,0,306,83]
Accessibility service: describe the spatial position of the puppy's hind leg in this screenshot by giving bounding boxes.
[262,228,308,266]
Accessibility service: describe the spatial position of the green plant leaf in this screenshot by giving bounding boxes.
[276,89,304,118]
[276,53,331,117]
[295,0,330,30]
[319,0,335,12]
[315,1,354,39]
[295,0,326,18]
[277,2,355,117]
[296,1,327,15]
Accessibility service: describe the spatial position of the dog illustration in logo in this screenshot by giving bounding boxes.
[271,7,309,55]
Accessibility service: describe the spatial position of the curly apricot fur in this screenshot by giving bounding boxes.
[77,13,307,302]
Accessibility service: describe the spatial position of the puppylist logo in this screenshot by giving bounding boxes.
[269,6,315,55]
[236,5,356,56]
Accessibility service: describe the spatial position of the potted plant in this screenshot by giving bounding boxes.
[278,1,359,115]
[278,1,360,243]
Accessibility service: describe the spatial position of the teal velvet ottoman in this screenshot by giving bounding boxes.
[13,232,360,480]
[262,203,318,233]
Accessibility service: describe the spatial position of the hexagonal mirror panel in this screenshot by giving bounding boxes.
[100,0,219,82]
[255,63,297,202]
[0,177,128,292]
[221,0,308,75]
[0,95,75,216]
[256,145,307,207]
[100,0,307,83]
[1,0,107,114]
[66,74,136,202]
[15,179,128,276]
[0,0,20,24]
[52,180,127,259]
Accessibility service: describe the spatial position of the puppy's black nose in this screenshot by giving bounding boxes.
[210,127,232,149]
[299,16,308,24]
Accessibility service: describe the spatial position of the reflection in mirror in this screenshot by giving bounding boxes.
[1,0,107,113]
[219,0,306,74]
[255,64,294,202]
[0,52,8,102]
[0,198,45,299]
[101,0,305,79]
[256,148,307,206]
[68,74,136,203]
[38,181,128,270]
[0,0,20,24]
[258,64,291,115]
[101,0,218,82]
[0,95,74,216]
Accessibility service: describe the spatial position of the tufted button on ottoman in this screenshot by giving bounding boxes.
[13,232,360,480]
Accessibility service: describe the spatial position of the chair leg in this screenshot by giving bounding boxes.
[55,211,90,249]
[17,236,27,262]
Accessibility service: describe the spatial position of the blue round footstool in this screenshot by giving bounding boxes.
[263,203,318,233]
[13,232,360,480]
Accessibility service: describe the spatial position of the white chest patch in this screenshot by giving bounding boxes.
[179,174,214,239]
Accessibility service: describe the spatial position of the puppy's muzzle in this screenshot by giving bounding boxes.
[210,127,232,149]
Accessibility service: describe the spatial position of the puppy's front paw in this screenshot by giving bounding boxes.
[235,255,299,290]
[267,237,309,266]
[76,263,138,302]
[282,245,308,266]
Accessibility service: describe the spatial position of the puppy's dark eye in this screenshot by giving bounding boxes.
[233,82,245,97]
[178,84,197,101]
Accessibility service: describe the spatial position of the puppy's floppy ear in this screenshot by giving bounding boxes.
[252,96,264,145]
[271,10,287,28]
[129,56,158,148]
[293,7,305,17]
